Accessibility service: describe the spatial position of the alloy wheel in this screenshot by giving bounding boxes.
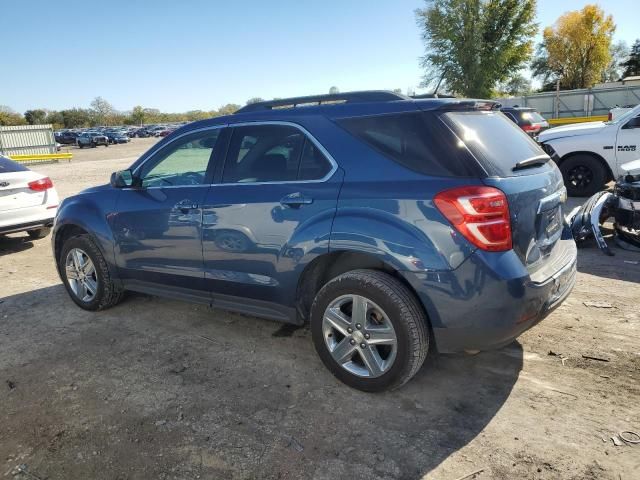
[65,248,98,302]
[322,295,398,378]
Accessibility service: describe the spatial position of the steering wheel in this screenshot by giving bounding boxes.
[182,171,204,185]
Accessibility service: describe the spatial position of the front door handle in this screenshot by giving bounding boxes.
[173,199,199,212]
[280,192,313,209]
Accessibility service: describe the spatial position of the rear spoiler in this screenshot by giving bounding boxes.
[436,100,502,112]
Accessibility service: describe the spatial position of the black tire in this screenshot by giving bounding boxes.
[78,143,84,149]
[59,234,124,311]
[27,227,51,240]
[104,143,109,147]
[560,154,607,197]
[310,269,429,392]
[91,142,97,148]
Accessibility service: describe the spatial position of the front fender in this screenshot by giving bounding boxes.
[52,189,120,279]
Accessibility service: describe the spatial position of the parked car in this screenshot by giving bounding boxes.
[538,103,640,196]
[0,155,59,239]
[52,91,576,392]
[104,130,131,144]
[76,132,109,148]
[158,128,175,137]
[500,107,549,136]
[55,131,79,145]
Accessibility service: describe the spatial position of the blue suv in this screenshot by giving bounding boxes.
[52,91,577,391]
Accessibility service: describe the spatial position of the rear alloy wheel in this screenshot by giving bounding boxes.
[59,234,123,311]
[27,227,51,240]
[311,270,429,392]
[560,154,607,197]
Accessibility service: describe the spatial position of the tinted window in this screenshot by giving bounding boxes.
[139,129,220,187]
[337,112,480,177]
[0,156,28,173]
[298,139,332,180]
[443,111,547,176]
[223,125,304,183]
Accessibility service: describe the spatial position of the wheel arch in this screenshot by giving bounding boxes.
[295,250,434,334]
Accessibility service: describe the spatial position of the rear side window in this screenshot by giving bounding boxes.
[0,156,28,173]
[443,111,547,176]
[337,112,480,177]
[223,124,333,183]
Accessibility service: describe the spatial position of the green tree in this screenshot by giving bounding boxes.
[0,106,27,126]
[416,0,537,97]
[246,97,264,105]
[329,86,340,94]
[621,39,640,77]
[497,73,532,96]
[602,41,628,82]
[90,96,114,125]
[61,108,91,128]
[24,109,47,125]
[217,104,241,116]
[533,4,615,90]
[131,105,146,125]
[45,110,64,129]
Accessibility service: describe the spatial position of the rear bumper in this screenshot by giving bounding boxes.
[0,218,54,235]
[402,238,577,353]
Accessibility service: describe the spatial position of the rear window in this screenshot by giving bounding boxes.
[337,112,480,177]
[520,111,546,123]
[0,156,28,173]
[442,111,547,176]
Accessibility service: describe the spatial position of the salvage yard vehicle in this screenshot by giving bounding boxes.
[500,106,549,137]
[52,91,576,391]
[0,155,58,239]
[538,103,640,197]
[76,131,109,148]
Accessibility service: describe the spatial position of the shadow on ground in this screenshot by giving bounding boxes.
[0,285,523,479]
[0,233,34,257]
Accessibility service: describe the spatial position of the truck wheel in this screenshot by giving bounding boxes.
[310,270,429,392]
[59,234,124,311]
[560,154,607,197]
[78,144,83,149]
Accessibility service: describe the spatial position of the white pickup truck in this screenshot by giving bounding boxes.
[538,104,640,196]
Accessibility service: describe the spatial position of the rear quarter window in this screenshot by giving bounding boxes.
[337,112,481,177]
[0,156,28,173]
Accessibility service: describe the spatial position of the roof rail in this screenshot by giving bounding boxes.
[235,90,408,114]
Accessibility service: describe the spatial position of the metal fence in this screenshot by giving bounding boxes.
[0,124,56,156]
[495,85,640,119]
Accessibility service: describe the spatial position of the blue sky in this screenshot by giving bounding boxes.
[2,0,637,113]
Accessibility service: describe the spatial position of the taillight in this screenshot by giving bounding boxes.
[608,112,612,121]
[522,124,540,133]
[28,177,53,191]
[434,186,512,252]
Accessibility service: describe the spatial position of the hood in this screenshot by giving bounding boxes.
[538,121,607,142]
[80,183,111,194]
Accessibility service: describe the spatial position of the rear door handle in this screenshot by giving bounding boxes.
[173,199,199,212]
[280,193,313,208]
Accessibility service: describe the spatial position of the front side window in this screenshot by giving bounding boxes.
[139,129,220,187]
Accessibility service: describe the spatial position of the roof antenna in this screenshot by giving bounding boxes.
[432,68,448,98]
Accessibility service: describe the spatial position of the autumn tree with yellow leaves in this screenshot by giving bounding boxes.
[532,4,615,90]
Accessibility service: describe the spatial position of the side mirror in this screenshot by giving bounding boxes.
[110,169,134,188]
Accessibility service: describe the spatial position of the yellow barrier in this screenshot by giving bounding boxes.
[9,153,73,164]
[547,115,607,126]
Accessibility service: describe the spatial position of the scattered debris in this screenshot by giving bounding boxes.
[13,464,43,480]
[619,431,640,445]
[198,334,219,344]
[611,436,624,447]
[6,380,16,390]
[583,301,614,309]
[453,467,485,480]
[548,351,568,366]
[154,420,167,427]
[286,436,304,452]
[582,355,610,362]
[623,260,639,265]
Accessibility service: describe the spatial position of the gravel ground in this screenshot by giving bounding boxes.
[1,140,639,480]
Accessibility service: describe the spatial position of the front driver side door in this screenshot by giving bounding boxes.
[616,114,640,167]
[109,127,224,293]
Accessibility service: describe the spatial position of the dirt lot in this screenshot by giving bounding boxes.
[1,140,639,480]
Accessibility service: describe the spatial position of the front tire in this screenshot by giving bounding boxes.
[27,227,51,240]
[310,270,429,392]
[560,154,607,197]
[59,234,123,311]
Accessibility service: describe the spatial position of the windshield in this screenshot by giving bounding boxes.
[606,104,640,125]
